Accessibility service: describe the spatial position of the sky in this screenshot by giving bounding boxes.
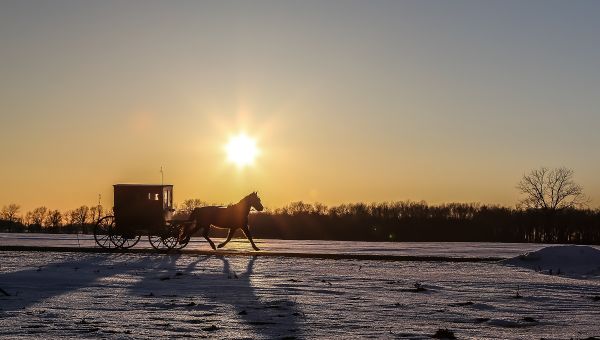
[1,0,600,212]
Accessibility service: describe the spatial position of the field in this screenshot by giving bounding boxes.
[1,234,599,339]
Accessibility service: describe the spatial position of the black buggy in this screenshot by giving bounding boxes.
[93,184,190,250]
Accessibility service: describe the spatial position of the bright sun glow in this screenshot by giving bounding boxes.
[225,133,259,167]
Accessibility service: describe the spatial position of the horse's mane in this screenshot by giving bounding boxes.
[239,192,257,204]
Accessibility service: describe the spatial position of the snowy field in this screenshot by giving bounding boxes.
[0,233,559,258]
[1,235,600,339]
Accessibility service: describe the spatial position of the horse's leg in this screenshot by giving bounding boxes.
[217,228,234,248]
[242,226,260,251]
[178,221,193,244]
[177,227,186,244]
[178,233,191,245]
[203,225,216,250]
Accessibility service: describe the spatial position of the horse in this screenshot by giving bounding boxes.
[178,192,264,251]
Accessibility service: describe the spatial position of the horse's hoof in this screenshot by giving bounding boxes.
[217,244,224,248]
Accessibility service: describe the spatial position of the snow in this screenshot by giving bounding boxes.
[0,233,563,258]
[1,235,600,339]
[503,245,600,279]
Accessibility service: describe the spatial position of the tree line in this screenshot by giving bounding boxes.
[2,200,598,244]
[248,201,600,244]
[1,167,599,244]
[0,204,104,233]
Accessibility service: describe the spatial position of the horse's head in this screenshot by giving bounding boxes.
[247,191,264,211]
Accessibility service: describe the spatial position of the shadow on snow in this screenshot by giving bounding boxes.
[0,252,302,338]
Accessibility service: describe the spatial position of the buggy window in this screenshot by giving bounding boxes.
[163,188,172,208]
[148,193,159,201]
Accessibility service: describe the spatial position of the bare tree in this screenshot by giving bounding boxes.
[45,210,63,228]
[24,211,34,226]
[0,204,21,222]
[178,199,207,215]
[517,167,587,210]
[70,206,90,226]
[29,206,48,226]
[89,205,104,223]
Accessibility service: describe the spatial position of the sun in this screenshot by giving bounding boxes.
[225,133,259,167]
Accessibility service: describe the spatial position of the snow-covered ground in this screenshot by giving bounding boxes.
[503,245,600,280]
[0,232,564,258]
[1,235,600,339]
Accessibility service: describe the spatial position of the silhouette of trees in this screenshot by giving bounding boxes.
[173,199,213,220]
[517,167,587,210]
[30,207,48,226]
[89,205,104,224]
[275,201,326,216]
[45,210,63,229]
[249,200,600,244]
[2,192,599,244]
[1,204,21,223]
[515,167,591,243]
[178,199,208,215]
[21,206,48,232]
[69,206,89,227]
[0,203,24,232]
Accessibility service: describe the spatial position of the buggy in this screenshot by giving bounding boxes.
[93,184,189,250]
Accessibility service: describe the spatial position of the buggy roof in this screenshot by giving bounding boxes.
[114,184,173,188]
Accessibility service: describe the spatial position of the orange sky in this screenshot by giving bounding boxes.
[1,1,599,213]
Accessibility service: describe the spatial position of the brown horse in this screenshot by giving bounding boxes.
[179,192,264,250]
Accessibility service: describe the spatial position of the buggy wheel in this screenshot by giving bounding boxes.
[162,233,179,250]
[149,234,170,250]
[148,225,179,251]
[111,233,141,249]
[173,223,190,249]
[174,236,189,249]
[94,216,117,249]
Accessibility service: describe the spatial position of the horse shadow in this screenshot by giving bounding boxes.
[218,256,302,337]
[129,254,303,338]
[0,252,303,338]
